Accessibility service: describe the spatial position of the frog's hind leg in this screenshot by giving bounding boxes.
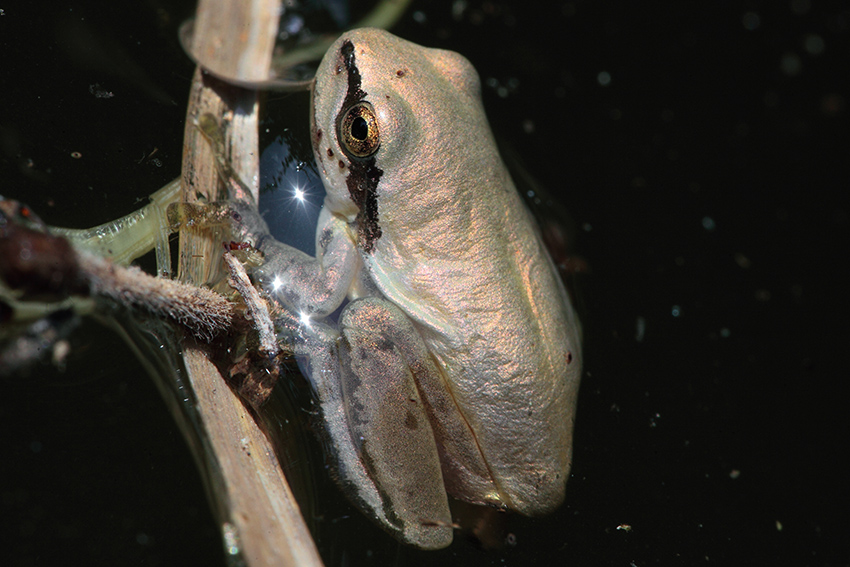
[296,297,453,549]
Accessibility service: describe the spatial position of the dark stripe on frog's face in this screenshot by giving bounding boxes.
[336,39,383,254]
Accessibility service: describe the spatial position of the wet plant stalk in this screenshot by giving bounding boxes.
[176,0,322,565]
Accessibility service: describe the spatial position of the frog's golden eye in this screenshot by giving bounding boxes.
[339,102,380,159]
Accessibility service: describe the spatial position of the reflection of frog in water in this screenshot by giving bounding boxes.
[219,29,582,549]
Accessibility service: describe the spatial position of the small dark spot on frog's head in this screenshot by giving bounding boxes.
[335,64,344,75]
[396,69,406,78]
[327,148,334,158]
[316,128,322,141]
[566,351,573,364]
[404,410,418,430]
[338,160,346,169]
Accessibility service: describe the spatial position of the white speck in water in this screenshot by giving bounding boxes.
[671,305,681,317]
[734,253,752,269]
[452,1,468,21]
[136,532,149,545]
[281,14,304,37]
[803,34,825,56]
[720,327,731,338]
[649,413,661,428]
[30,441,42,453]
[702,216,716,231]
[781,52,802,76]
[222,522,241,555]
[635,317,646,342]
[790,0,810,15]
[741,11,760,31]
[597,71,611,86]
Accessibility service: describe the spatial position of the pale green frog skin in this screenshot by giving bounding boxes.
[250,28,582,549]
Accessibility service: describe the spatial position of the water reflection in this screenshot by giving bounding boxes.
[259,131,326,256]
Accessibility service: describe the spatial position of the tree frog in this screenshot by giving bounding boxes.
[246,28,582,549]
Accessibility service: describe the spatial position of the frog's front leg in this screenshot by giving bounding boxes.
[292,297,453,550]
[252,207,360,317]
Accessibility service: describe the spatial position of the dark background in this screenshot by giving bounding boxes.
[1,1,847,565]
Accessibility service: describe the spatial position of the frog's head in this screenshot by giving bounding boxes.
[311,28,491,254]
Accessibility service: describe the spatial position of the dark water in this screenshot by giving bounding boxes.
[2,1,848,566]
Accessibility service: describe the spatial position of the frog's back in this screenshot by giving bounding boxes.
[369,159,581,512]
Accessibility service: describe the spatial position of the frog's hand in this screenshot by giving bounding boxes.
[295,297,453,550]
[253,208,359,317]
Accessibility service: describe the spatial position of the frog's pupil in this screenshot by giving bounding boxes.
[351,116,369,140]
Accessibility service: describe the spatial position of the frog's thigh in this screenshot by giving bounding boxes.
[339,297,453,549]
